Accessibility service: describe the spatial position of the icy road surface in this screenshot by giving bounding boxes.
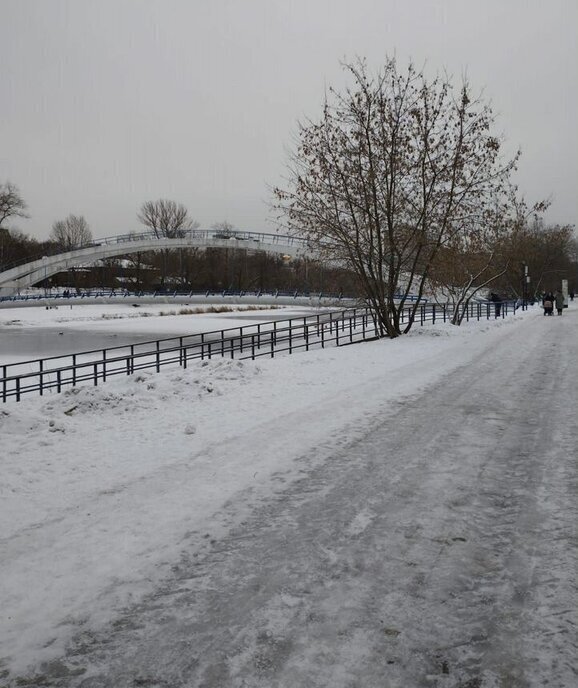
[1,308,576,687]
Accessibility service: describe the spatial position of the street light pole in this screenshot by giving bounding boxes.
[522,262,530,308]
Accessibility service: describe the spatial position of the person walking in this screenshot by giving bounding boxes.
[543,292,554,316]
[555,290,565,315]
[490,292,502,318]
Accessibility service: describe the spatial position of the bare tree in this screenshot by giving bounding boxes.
[50,214,93,250]
[518,220,575,295]
[137,199,197,238]
[275,58,517,337]
[211,220,235,238]
[427,194,549,324]
[0,228,44,269]
[137,199,198,288]
[1,183,29,266]
[210,221,237,287]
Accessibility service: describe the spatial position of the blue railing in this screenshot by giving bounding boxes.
[0,288,353,304]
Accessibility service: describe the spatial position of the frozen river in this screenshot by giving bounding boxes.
[0,303,322,365]
[0,326,167,362]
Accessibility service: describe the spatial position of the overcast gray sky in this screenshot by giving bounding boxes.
[1,0,576,241]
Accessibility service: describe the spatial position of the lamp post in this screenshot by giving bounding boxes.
[522,262,530,308]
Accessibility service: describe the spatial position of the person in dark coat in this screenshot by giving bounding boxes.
[542,292,554,316]
[489,292,502,318]
[555,290,565,315]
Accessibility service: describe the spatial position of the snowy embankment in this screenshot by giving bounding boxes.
[0,305,560,678]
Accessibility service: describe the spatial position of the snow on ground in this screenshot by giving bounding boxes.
[0,302,315,366]
[1,304,576,686]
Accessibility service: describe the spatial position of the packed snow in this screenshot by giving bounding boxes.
[0,302,576,687]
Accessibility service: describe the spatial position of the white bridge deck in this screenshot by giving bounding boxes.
[0,230,315,297]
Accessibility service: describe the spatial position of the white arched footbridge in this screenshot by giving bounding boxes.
[0,229,314,297]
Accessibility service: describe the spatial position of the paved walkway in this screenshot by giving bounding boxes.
[7,309,578,688]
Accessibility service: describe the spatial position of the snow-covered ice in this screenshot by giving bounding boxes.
[1,304,576,687]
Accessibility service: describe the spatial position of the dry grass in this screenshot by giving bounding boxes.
[100,305,279,320]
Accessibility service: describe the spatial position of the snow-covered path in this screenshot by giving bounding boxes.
[2,308,577,687]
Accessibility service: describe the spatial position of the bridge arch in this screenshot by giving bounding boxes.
[0,229,315,296]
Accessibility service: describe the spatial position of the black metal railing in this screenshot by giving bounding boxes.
[1,308,377,402]
[0,301,523,402]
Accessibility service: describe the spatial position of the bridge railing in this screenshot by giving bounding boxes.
[0,301,524,402]
[94,228,309,248]
[0,230,311,275]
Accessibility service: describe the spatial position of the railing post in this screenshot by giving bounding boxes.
[102,350,107,382]
[93,364,98,386]
[156,341,160,372]
[39,360,44,396]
